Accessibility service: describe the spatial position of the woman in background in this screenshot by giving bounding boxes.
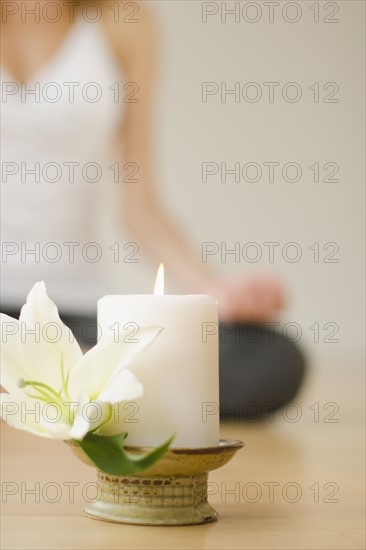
[0,0,305,419]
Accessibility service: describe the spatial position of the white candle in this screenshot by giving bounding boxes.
[97,265,220,448]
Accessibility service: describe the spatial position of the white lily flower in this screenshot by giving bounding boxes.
[0,282,162,441]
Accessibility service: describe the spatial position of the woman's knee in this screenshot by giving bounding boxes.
[218,322,307,421]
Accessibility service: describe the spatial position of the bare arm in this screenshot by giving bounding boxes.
[103,2,284,321]
[103,4,214,293]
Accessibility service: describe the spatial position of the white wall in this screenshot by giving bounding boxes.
[113,1,365,362]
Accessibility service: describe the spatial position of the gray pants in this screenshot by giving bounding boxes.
[219,322,306,421]
[65,317,307,421]
[3,309,306,421]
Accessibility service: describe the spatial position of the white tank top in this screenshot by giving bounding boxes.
[1,18,124,314]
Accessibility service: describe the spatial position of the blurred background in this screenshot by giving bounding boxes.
[1,5,365,546]
[1,0,364,367]
[110,0,365,366]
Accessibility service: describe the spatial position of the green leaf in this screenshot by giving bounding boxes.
[75,431,174,475]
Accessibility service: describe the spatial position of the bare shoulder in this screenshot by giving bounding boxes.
[101,1,157,73]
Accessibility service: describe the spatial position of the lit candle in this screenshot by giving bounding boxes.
[97,264,220,447]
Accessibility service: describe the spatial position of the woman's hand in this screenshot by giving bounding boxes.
[208,273,285,323]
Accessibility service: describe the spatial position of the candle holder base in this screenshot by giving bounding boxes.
[67,439,244,526]
[85,471,217,525]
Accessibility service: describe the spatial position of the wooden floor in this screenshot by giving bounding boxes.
[1,358,365,550]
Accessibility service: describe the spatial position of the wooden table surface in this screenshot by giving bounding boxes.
[1,360,365,550]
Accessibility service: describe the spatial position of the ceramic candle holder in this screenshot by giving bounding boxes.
[66,439,244,526]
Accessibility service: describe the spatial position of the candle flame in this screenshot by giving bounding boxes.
[154,263,164,295]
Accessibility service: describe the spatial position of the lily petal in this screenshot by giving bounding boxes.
[98,368,144,404]
[41,400,111,440]
[18,282,83,390]
[68,326,162,402]
[0,393,53,438]
[96,369,143,436]
[0,315,27,393]
[69,400,112,440]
